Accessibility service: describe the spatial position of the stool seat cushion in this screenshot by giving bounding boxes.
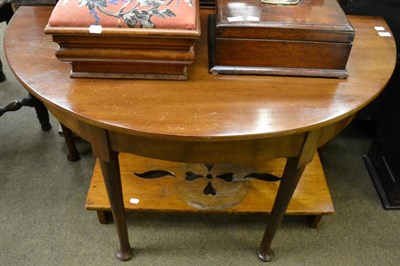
[48,0,197,29]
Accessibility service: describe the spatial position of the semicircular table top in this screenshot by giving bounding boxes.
[4,7,397,141]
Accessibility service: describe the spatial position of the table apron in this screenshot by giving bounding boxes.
[48,106,355,166]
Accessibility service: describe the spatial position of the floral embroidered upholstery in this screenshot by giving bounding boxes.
[48,0,197,29]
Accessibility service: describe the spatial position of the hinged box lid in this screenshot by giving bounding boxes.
[215,0,354,43]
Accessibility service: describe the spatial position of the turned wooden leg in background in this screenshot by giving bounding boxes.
[0,71,4,82]
[1,94,80,161]
[0,93,51,131]
[99,152,133,261]
[60,123,80,162]
[0,59,5,82]
[31,95,52,131]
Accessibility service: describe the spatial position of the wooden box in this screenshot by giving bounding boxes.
[208,0,355,78]
[44,0,200,80]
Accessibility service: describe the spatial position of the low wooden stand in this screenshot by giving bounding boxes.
[86,152,333,228]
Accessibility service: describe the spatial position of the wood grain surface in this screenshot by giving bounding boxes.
[86,152,334,215]
[4,7,396,141]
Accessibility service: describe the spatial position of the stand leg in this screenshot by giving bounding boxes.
[99,152,133,261]
[257,156,306,262]
[0,94,51,131]
[0,59,5,82]
[60,123,80,162]
[30,95,51,131]
[0,69,5,82]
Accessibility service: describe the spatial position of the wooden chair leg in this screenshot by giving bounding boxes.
[60,123,80,162]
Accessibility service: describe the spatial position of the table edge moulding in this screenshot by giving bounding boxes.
[4,6,396,263]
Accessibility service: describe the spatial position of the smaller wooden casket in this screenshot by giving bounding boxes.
[209,0,355,78]
[45,0,200,80]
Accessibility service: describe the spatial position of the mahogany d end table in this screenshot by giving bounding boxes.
[4,7,396,262]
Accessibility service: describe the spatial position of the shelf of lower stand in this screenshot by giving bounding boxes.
[86,152,334,226]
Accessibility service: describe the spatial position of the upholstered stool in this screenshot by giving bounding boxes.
[45,0,200,80]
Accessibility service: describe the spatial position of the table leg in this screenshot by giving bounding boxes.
[99,152,133,261]
[257,130,320,261]
[257,156,306,261]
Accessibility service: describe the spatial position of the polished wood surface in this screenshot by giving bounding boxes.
[211,0,354,78]
[5,7,396,141]
[4,6,396,262]
[216,0,354,40]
